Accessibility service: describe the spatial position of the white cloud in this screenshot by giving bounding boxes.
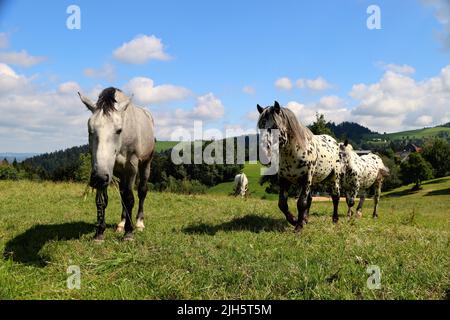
[124,77,191,105]
[296,77,332,91]
[151,94,225,140]
[191,93,225,120]
[242,85,255,95]
[350,65,450,132]
[58,81,82,94]
[0,67,88,152]
[0,63,29,94]
[113,34,170,64]
[286,99,350,126]
[378,62,416,75]
[275,77,293,90]
[83,64,116,81]
[423,0,450,50]
[0,50,46,67]
[0,33,9,49]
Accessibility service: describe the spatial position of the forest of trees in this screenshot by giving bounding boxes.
[2,115,450,195]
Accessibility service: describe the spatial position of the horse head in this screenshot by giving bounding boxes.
[78,87,132,189]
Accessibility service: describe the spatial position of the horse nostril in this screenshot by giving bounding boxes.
[105,174,110,182]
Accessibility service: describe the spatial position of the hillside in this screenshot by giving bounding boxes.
[0,177,448,299]
[384,127,450,141]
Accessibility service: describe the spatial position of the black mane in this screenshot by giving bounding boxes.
[97,87,121,115]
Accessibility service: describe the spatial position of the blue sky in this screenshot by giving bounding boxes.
[0,0,449,152]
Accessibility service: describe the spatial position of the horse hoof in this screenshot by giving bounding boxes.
[93,234,105,243]
[116,226,124,233]
[123,233,134,241]
[356,211,362,218]
[294,224,303,233]
[332,218,339,224]
[136,220,145,231]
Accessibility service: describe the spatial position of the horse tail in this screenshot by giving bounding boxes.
[379,165,390,178]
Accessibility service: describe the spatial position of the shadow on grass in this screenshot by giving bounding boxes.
[182,214,288,235]
[383,189,419,198]
[425,188,450,196]
[3,222,106,267]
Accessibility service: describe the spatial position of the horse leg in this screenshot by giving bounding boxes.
[136,160,151,231]
[94,187,108,242]
[356,193,366,218]
[345,194,353,220]
[331,175,340,223]
[304,192,312,224]
[278,178,297,226]
[295,187,310,232]
[373,181,382,219]
[120,167,137,241]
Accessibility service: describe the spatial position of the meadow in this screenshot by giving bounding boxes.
[0,176,448,299]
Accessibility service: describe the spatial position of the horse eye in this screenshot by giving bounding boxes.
[116,129,122,135]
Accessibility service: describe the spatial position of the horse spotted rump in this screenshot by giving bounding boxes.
[339,141,389,219]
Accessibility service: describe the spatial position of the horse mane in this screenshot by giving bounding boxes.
[277,107,313,149]
[97,87,121,115]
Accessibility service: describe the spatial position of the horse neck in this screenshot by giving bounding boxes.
[346,150,361,168]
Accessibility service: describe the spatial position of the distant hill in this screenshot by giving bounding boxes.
[384,127,450,141]
[0,153,40,163]
[327,121,378,142]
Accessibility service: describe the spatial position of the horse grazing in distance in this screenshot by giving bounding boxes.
[257,101,342,232]
[78,87,155,241]
[339,140,389,219]
[234,173,249,198]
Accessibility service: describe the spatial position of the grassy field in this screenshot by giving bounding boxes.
[0,176,449,299]
[385,126,450,141]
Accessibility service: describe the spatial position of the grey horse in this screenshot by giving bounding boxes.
[78,87,155,241]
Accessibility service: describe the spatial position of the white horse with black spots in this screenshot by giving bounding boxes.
[257,101,342,232]
[234,173,249,198]
[339,140,389,219]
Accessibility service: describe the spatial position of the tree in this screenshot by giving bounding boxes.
[400,153,433,190]
[74,153,92,183]
[421,138,450,178]
[308,113,334,136]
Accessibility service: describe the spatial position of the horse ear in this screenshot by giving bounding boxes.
[344,139,349,147]
[78,92,97,113]
[274,101,281,113]
[116,98,131,113]
[257,104,264,114]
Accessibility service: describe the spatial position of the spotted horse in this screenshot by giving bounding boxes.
[257,101,342,232]
[339,140,390,219]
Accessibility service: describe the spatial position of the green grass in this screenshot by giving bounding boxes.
[384,126,450,141]
[0,177,449,299]
[207,162,277,200]
[155,140,179,152]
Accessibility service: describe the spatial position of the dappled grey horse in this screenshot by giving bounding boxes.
[78,87,155,241]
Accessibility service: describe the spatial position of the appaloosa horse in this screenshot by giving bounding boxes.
[257,101,342,232]
[78,87,155,241]
[339,140,389,219]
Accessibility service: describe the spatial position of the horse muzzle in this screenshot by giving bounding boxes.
[89,172,110,189]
